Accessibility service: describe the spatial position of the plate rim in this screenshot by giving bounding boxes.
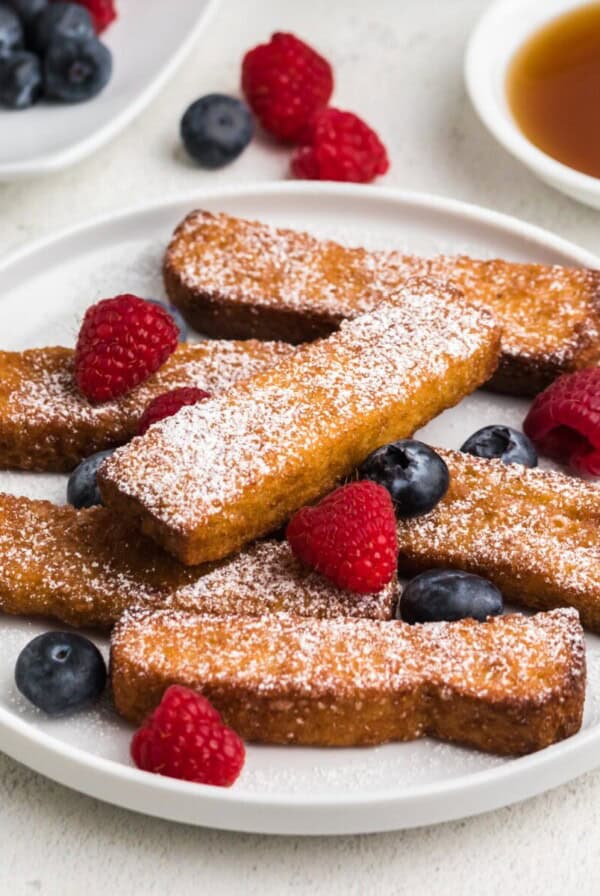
[1,180,599,834]
[0,0,220,181]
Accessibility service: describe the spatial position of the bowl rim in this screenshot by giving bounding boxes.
[464,0,600,197]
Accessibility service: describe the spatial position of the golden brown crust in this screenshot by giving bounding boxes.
[0,494,395,629]
[0,340,294,472]
[396,450,600,631]
[164,210,600,395]
[99,286,501,565]
[110,608,586,755]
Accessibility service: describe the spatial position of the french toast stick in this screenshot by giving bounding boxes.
[111,608,586,755]
[0,340,294,472]
[0,494,395,629]
[164,210,600,395]
[99,282,501,565]
[396,449,600,632]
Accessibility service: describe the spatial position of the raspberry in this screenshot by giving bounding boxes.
[75,294,179,404]
[74,0,117,33]
[291,107,389,183]
[241,32,333,142]
[131,685,245,787]
[138,386,211,435]
[287,481,398,593]
[523,368,600,476]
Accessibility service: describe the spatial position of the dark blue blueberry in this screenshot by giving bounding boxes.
[398,569,504,624]
[461,424,537,467]
[32,2,93,53]
[359,439,449,518]
[67,448,115,509]
[5,0,47,25]
[0,49,41,107]
[181,94,254,169]
[0,4,23,55]
[15,631,107,716]
[146,298,188,342]
[44,35,112,103]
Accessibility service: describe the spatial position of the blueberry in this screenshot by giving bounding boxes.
[461,424,537,467]
[0,4,23,55]
[67,448,115,508]
[0,49,40,107]
[5,0,47,25]
[44,35,112,103]
[146,298,188,342]
[359,439,449,518]
[32,2,93,53]
[398,569,504,624]
[181,94,254,169]
[15,632,106,716]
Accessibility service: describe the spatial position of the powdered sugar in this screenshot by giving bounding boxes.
[101,289,498,558]
[167,209,600,366]
[396,449,600,627]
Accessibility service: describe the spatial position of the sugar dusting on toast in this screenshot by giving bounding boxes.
[169,209,600,364]
[168,540,395,620]
[101,289,498,532]
[397,449,600,605]
[113,607,585,703]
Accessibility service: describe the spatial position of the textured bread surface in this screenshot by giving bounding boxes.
[164,210,600,395]
[111,608,586,755]
[0,494,394,629]
[99,283,501,565]
[0,340,294,472]
[396,450,600,632]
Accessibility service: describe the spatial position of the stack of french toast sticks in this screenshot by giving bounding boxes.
[2,209,600,757]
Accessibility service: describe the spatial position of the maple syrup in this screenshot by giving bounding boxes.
[507,3,600,178]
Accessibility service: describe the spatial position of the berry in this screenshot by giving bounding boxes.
[291,107,389,183]
[241,31,333,142]
[461,425,537,468]
[131,685,245,787]
[15,631,107,716]
[0,4,23,55]
[74,294,179,403]
[398,569,504,624]
[287,481,398,594]
[32,2,94,53]
[523,368,600,476]
[74,0,116,33]
[44,34,112,103]
[359,440,449,518]
[67,447,115,508]
[146,298,187,342]
[180,94,254,169]
[5,0,47,25]
[0,49,41,107]
[138,387,211,436]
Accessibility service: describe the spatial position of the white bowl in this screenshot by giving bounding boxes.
[465,0,600,208]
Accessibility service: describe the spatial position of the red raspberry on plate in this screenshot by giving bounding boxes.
[73,0,117,33]
[241,32,333,142]
[291,107,389,183]
[523,367,600,476]
[131,685,245,787]
[287,480,398,593]
[75,294,179,404]
[138,386,211,435]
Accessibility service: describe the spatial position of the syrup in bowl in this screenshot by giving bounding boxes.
[507,3,600,178]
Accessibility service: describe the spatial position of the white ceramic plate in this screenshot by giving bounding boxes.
[0,0,219,180]
[0,182,599,836]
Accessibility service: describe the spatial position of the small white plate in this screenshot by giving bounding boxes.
[465,0,600,209]
[0,0,219,180]
[0,182,599,836]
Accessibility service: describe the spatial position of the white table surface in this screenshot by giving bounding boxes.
[1,1,600,892]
